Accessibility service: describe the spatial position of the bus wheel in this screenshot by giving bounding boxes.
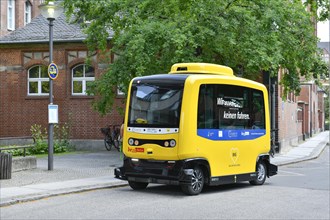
[249,161,267,185]
[128,181,148,190]
[181,166,204,195]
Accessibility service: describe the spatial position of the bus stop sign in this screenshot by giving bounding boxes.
[48,62,58,80]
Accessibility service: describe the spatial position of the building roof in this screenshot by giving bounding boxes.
[0,13,112,44]
[318,42,330,53]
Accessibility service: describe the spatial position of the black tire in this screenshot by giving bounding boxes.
[104,137,112,151]
[249,161,267,185]
[181,166,204,195]
[128,181,148,190]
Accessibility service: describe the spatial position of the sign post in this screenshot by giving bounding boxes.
[48,62,58,170]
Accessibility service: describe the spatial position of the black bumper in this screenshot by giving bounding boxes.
[114,157,193,185]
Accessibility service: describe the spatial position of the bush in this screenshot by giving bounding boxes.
[28,123,75,155]
[2,124,75,157]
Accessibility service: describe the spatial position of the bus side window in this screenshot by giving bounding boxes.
[198,85,215,129]
[252,91,265,129]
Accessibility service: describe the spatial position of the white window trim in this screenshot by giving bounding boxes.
[71,64,95,96]
[7,0,15,30]
[27,66,49,96]
[24,1,32,25]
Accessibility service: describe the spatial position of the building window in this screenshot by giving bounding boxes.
[28,65,49,95]
[24,1,32,25]
[7,0,15,30]
[72,64,95,95]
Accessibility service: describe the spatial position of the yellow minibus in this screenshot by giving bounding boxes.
[115,63,277,195]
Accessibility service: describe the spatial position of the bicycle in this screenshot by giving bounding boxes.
[100,125,121,151]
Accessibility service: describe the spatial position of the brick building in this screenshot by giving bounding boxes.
[0,1,326,153]
[0,9,123,141]
[270,71,325,154]
[0,0,43,36]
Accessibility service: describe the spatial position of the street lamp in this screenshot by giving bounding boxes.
[39,1,63,170]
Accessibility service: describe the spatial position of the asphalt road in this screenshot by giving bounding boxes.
[1,146,329,220]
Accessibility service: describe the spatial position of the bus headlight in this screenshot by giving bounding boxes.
[128,138,134,146]
[170,139,176,147]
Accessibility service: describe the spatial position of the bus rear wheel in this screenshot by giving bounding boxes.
[128,181,148,190]
[181,166,204,195]
[249,161,267,185]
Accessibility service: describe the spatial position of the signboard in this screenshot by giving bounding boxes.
[48,62,59,80]
[48,104,58,124]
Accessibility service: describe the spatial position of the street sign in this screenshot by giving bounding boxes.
[48,104,58,124]
[48,62,58,80]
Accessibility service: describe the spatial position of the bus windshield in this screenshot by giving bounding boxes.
[128,82,183,128]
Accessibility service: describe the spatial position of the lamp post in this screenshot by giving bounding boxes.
[39,1,63,170]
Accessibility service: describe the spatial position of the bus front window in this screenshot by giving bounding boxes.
[128,83,183,128]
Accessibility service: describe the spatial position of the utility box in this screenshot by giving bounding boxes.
[0,152,12,179]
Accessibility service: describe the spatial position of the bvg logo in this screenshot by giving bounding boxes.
[230,148,239,164]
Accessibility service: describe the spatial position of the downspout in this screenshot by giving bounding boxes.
[272,82,276,148]
[310,84,312,137]
[269,74,277,153]
[302,105,305,140]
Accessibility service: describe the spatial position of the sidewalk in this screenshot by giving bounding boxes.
[1,131,329,206]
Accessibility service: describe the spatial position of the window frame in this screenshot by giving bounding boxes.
[24,1,32,25]
[7,0,15,30]
[27,65,49,96]
[197,84,265,130]
[71,64,95,96]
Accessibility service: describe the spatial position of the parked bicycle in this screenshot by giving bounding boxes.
[100,125,121,151]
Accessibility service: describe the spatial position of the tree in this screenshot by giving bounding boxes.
[63,0,329,115]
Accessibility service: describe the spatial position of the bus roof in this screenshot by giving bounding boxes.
[169,63,234,76]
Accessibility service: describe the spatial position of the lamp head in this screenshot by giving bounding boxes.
[39,1,63,20]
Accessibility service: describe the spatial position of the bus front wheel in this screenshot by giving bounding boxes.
[181,166,204,195]
[249,161,267,185]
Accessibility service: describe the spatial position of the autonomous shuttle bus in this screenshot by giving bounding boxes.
[115,63,277,195]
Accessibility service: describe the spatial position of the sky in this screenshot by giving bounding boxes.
[317,20,330,42]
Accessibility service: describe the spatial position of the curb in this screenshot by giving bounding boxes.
[0,179,128,207]
[272,140,328,166]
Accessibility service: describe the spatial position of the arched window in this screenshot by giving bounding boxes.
[72,64,95,95]
[28,65,49,95]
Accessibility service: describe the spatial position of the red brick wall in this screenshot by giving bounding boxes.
[298,84,321,136]
[276,92,302,152]
[0,43,124,139]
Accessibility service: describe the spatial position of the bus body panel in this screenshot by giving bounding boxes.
[116,63,277,194]
[176,75,270,177]
[123,131,179,160]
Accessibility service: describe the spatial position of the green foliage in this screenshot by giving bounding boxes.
[303,0,330,21]
[28,124,75,155]
[54,123,75,153]
[1,123,75,156]
[63,0,330,114]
